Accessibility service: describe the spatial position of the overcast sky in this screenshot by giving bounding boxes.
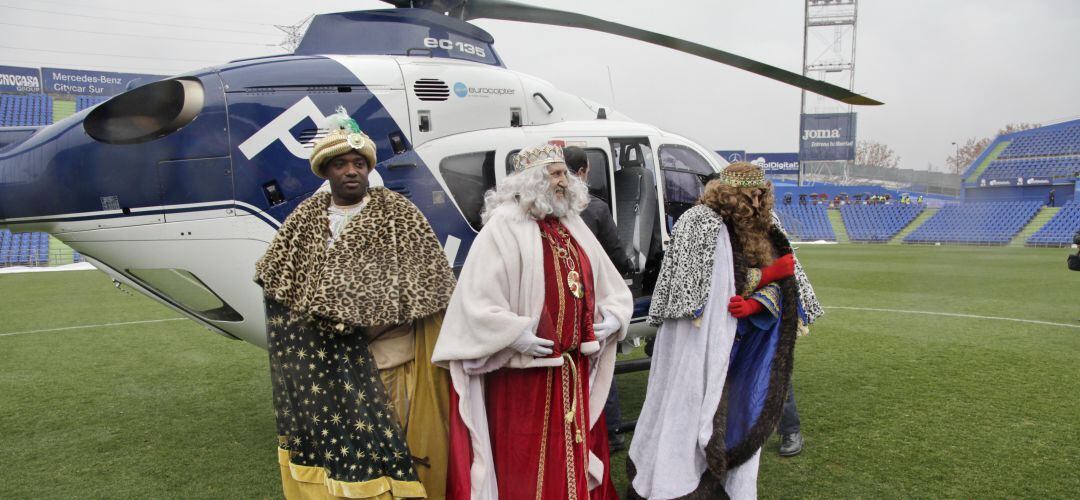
[2,0,1078,171]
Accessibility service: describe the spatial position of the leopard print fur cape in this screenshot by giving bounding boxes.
[254,188,455,331]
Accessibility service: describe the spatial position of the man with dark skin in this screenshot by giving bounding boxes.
[255,109,455,499]
[322,150,371,205]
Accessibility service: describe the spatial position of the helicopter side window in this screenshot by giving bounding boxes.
[85,78,204,145]
[583,149,612,207]
[440,151,496,231]
[126,268,242,322]
[658,144,714,227]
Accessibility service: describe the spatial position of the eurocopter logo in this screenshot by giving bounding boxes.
[453,81,516,98]
[802,128,842,140]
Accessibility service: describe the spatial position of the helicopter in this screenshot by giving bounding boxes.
[0,0,880,348]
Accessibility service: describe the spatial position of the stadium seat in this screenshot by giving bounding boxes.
[904,201,1042,245]
[1026,201,1080,247]
[840,204,924,242]
[775,205,836,241]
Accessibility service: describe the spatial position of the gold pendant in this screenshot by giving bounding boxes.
[567,271,584,299]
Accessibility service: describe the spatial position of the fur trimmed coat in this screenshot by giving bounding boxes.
[432,203,634,499]
[254,188,456,330]
[628,205,800,499]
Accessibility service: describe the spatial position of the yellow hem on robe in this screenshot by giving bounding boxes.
[386,312,449,500]
[278,448,427,499]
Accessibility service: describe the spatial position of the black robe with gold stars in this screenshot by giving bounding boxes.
[266,298,425,498]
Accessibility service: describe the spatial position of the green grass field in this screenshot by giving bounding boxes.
[1,245,1078,498]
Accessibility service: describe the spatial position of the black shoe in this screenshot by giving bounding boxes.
[609,433,627,453]
[778,432,803,457]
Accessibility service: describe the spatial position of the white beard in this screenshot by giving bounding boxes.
[548,194,571,218]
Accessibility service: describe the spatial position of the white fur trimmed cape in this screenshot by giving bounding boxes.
[432,203,634,499]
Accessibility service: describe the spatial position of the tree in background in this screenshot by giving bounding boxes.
[948,122,1041,174]
[856,140,901,169]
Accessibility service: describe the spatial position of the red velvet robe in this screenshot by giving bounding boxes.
[446,218,619,499]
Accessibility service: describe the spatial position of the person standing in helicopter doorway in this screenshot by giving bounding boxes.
[255,106,456,499]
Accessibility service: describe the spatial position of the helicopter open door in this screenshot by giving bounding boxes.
[608,137,663,296]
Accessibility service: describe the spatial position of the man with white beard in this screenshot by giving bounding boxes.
[433,143,633,499]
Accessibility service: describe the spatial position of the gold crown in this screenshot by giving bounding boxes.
[720,163,767,188]
[511,143,564,173]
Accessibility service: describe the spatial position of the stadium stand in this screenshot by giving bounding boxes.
[998,123,1080,158]
[0,94,53,127]
[1026,201,1080,247]
[0,230,50,266]
[75,95,110,112]
[903,201,1042,245]
[775,204,836,241]
[840,204,924,242]
[979,156,1080,182]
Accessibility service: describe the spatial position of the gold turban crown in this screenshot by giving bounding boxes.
[720,162,768,188]
[309,106,377,178]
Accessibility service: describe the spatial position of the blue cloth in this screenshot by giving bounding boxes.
[724,302,782,451]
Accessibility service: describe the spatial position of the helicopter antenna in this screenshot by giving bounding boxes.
[606,65,618,109]
[274,14,314,53]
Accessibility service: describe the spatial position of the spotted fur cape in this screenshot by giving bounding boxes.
[255,188,455,330]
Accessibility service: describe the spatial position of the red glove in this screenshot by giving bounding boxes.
[728,295,764,318]
[757,253,796,289]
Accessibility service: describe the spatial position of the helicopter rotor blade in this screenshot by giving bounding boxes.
[460,0,882,106]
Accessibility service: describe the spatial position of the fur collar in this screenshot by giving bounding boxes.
[255,188,455,330]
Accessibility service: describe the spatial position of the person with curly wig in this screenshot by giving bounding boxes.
[627,162,805,499]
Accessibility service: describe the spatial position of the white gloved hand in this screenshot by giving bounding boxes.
[592,307,621,342]
[510,318,554,357]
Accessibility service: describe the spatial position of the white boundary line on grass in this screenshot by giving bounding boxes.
[825,306,1080,329]
[3,308,1075,338]
[0,318,187,338]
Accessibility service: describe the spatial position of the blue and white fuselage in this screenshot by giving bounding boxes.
[0,9,726,347]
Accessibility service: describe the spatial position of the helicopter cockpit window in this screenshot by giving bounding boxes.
[659,144,714,225]
[85,78,204,145]
[125,268,242,322]
[440,151,496,231]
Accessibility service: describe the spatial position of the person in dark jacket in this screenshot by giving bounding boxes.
[564,145,633,453]
[564,146,636,274]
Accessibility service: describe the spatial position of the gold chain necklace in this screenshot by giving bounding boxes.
[542,225,584,299]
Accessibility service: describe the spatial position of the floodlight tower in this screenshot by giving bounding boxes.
[799,0,860,185]
[275,15,314,53]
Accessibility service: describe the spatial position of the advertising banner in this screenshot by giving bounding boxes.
[748,152,800,174]
[715,150,746,163]
[0,65,42,93]
[799,113,857,161]
[41,67,166,96]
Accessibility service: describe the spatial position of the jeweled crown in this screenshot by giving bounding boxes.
[720,163,767,188]
[511,143,565,173]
